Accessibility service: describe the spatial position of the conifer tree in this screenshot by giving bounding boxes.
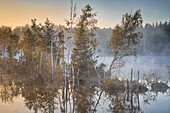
[7,33,19,65]
[0,26,12,64]
[72,4,98,80]
[19,19,39,65]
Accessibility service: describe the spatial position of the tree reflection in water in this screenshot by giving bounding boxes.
[105,92,142,113]
[0,77,169,113]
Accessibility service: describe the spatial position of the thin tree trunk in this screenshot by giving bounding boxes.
[72,83,75,113]
[51,36,54,82]
[137,93,140,110]
[93,90,103,113]
[137,71,139,91]
[1,74,2,84]
[130,92,133,112]
[40,51,42,74]
[3,35,6,65]
[127,79,129,101]
[65,63,67,85]
[92,61,103,83]
[130,69,133,90]
[72,64,75,86]
[109,58,116,78]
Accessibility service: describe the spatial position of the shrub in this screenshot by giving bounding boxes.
[101,77,125,94]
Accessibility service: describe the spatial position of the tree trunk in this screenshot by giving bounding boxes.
[72,64,75,86]
[137,71,139,91]
[127,79,129,101]
[40,51,42,75]
[3,36,6,65]
[109,57,116,78]
[130,69,133,89]
[51,36,54,82]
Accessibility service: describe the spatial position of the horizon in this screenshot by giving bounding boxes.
[0,0,170,28]
[1,18,169,30]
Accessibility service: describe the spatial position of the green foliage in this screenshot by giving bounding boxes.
[108,10,143,76]
[0,26,12,55]
[72,4,98,78]
[19,19,40,63]
[0,26,19,65]
[0,18,66,79]
[109,10,143,57]
[7,33,19,64]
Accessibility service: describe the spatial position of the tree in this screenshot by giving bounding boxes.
[17,18,65,80]
[42,18,58,81]
[108,10,143,77]
[55,29,65,66]
[72,4,98,81]
[65,0,77,65]
[7,33,19,65]
[0,26,12,64]
[19,19,39,65]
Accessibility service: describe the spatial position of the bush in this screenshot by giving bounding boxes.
[151,82,169,92]
[101,78,125,94]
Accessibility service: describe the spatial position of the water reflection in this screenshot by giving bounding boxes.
[0,77,169,113]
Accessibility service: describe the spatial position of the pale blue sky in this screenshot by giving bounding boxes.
[0,0,169,28]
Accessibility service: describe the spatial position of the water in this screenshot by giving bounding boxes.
[98,56,170,80]
[0,55,170,113]
[0,79,170,113]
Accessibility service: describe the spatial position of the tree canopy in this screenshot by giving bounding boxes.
[108,10,143,76]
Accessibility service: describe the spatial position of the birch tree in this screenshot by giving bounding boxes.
[108,10,143,77]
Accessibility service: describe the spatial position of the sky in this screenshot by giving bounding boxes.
[0,0,170,28]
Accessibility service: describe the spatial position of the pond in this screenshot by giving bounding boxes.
[0,79,170,113]
[0,55,170,113]
[98,56,170,81]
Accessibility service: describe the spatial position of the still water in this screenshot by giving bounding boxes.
[98,56,170,80]
[0,80,170,113]
[0,56,170,113]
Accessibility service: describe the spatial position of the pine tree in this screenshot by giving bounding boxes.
[7,33,19,65]
[0,26,12,64]
[19,19,39,65]
[72,4,98,81]
[43,18,57,81]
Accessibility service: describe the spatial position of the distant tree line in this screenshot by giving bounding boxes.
[138,21,170,55]
[94,21,170,56]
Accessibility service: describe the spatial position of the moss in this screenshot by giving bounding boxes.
[101,78,125,94]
